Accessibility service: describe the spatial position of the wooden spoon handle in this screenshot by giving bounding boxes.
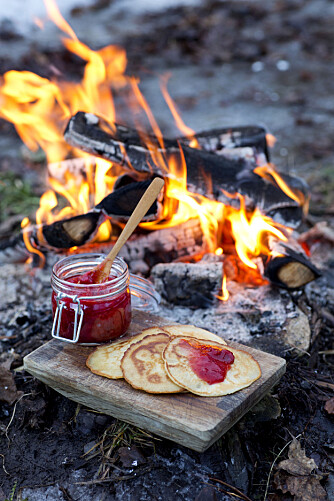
[104,177,165,267]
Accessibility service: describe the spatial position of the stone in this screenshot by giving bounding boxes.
[283,307,311,353]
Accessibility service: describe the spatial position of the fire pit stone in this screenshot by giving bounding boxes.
[151,260,223,307]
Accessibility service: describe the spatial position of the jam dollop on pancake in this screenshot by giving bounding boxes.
[177,339,234,385]
[163,336,261,397]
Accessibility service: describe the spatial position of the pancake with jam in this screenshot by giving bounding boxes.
[86,327,168,379]
[121,333,184,394]
[163,336,261,397]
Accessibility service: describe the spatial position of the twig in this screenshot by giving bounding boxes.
[0,453,10,475]
[59,485,74,501]
[5,392,33,442]
[319,349,334,355]
[204,482,248,500]
[208,477,253,501]
[315,381,334,391]
[75,465,153,485]
[263,433,301,501]
[17,482,57,500]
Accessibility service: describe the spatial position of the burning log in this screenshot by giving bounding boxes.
[0,112,320,290]
[223,238,321,290]
[179,124,269,165]
[0,218,207,275]
[263,236,321,289]
[33,179,161,250]
[64,112,309,229]
[118,218,207,274]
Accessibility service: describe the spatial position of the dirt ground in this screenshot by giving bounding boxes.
[0,1,334,500]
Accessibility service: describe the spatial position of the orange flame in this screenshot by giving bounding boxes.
[0,0,128,244]
[224,193,288,269]
[266,133,277,148]
[254,163,306,208]
[0,0,302,290]
[160,73,199,148]
[216,274,229,302]
[21,217,46,267]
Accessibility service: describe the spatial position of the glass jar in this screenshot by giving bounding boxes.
[51,253,131,344]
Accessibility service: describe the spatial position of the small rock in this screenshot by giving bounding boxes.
[118,445,146,468]
[0,367,23,404]
[248,394,281,423]
[283,307,311,352]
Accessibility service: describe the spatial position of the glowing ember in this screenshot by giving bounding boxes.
[265,133,277,148]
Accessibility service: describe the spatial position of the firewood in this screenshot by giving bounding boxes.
[64,112,308,228]
[27,179,161,250]
[0,218,207,275]
[179,124,269,162]
[118,218,207,275]
[42,212,104,249]
[263,236,321,289]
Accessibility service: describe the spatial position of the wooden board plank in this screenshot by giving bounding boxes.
[23,310,286,452]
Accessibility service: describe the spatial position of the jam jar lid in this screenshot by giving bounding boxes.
[129,274,161,313]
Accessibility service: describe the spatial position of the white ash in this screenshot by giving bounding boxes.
[0,259,317,355]
[0,263,51,337]
[84,112,99,125]
[154,280,305,350]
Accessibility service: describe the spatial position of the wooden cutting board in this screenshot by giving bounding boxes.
[23,310,286,452]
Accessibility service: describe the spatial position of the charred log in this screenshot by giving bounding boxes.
[0,218,207,278]
[180,125,269,163]
[42,179,161,249]
[42,211,103,249]
[263,237,321,289]
[118,218,207,275]
[95,178,161,219]
[64,112,308,228]
[0,179,161,255]
[43,179,161,249]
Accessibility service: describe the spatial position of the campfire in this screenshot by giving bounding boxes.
[0,0,320,302]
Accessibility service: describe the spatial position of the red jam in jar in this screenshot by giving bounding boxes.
[180,339,235,384]
[51,254,131,344]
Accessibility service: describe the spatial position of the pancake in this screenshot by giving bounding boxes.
[86,327,168,379]
[163,336,261,397]
[162,324,226,344]
[121,333,184,394]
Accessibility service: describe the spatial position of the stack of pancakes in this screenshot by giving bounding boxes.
[86,325,261,397]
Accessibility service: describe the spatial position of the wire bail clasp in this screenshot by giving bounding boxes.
[51,293,84,343]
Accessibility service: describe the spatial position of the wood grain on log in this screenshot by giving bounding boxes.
[263,236,321,288]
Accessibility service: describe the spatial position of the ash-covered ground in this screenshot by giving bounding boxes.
[0,1,334,500]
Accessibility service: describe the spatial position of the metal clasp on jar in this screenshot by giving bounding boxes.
[51,293,84,343]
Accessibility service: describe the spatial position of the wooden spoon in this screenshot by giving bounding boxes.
[79,177,165,284]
